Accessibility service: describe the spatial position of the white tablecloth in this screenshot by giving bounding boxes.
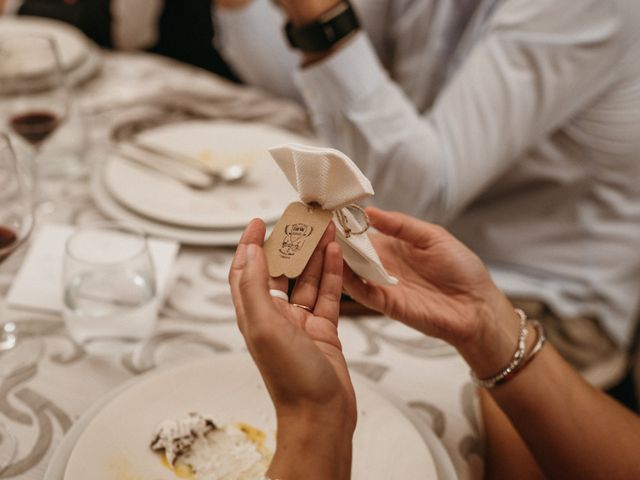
[0,52,483,480]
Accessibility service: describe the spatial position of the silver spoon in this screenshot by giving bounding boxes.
[219,164,246,183]
[132,141,248,184]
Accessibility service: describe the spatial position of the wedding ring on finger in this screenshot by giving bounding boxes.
[291,303,313,313]
[269,289,289,302]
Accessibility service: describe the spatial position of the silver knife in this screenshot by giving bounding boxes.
[115,143,216,190]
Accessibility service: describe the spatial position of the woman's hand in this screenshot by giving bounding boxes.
[229,219,355,480]
[343,207,523,377]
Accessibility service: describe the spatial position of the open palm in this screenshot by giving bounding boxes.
[344,208,502,349]
[229,220,356,423]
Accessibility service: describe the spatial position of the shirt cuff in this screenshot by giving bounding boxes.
[295,32,388,113]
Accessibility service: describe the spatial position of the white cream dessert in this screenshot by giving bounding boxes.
[150,412,270,480]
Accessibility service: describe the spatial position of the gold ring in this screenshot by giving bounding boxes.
[291,303,313,313]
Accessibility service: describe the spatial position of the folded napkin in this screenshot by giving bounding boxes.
[6,224,179,313]
[269,144,397,286]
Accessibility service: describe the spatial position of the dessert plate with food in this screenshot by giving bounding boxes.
[52,354,440,480]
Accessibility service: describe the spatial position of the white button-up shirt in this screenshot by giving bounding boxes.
[217,0,640,347]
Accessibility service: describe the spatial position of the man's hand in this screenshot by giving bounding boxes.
[277,0,342,26]
[214,0,253,10]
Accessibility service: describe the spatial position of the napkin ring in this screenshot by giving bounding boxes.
[335,204,370,239]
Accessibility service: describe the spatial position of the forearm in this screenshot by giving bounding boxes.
[461,293,640,479]
[268,413,353,480]
[296,33,453,220]
[490,345,640,479]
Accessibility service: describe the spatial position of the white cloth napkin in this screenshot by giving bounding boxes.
[269,144,397,285]
[6,223,179,313]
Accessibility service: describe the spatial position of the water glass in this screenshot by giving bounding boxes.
[63,223,158,354]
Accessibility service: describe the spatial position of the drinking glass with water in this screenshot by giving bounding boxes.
[63,223,158,354]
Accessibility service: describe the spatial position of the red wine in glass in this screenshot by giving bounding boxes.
[0,225,17,261]
[9,111,60,147]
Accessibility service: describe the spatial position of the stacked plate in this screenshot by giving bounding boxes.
[0,16,102,90]
[45,354,455,479]
[93,121,311,246]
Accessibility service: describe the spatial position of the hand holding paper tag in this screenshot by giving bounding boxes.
[265,144,397,285]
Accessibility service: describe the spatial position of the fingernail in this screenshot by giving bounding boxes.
[247,244,257,260]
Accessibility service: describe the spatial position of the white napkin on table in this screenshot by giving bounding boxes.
[6,223,179,313]
[269,144,397,286]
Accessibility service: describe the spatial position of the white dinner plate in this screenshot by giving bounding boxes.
[62,355,438,480]
[104,121,305,229]
[91,169,249,246]
[45,368,457,480]
[0,16,91,73]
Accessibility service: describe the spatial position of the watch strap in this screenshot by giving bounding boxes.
[285,1,360,53]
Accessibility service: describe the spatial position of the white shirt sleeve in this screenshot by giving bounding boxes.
[296,0,623,223]
[214,0,301,101]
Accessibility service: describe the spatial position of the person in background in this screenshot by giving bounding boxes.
[0,0,239,80]
[215,0,640,388]
[229,211,640,480]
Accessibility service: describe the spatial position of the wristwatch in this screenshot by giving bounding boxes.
[284,1,360,53]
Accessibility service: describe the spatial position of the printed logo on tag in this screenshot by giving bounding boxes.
[279,223,314,258]
[264,202,333,278]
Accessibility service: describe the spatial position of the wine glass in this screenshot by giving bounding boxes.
[0,34,69,214]
[0,133,37,474]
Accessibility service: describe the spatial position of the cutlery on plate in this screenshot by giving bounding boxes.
[115,143,216,190]
[131,140,248,184]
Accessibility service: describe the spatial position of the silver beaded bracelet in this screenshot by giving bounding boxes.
[470,308,529,389]
[518,319,547,370]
